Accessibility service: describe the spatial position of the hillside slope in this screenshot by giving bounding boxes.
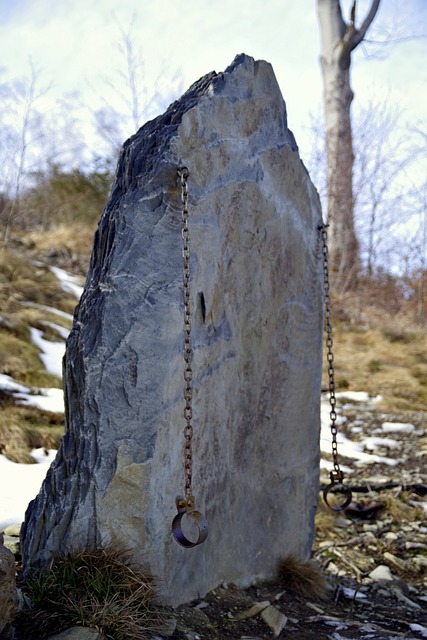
[1,228,426,459]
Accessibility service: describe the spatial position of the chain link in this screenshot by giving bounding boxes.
[178,167,194,498]
[320,224,343,479]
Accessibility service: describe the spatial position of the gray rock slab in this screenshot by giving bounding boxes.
[0,542,18,637]
[21,53,323,606]
[2,535,20,556]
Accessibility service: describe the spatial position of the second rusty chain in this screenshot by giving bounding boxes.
[320,224,352,511]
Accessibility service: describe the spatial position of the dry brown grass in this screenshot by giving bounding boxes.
[325,300,427,411]
[0,404,64,461]
[17,545,166,640]
[3,448,36,464]
[0,248,73,312]
[24,223,96,275]
[313,499,350,542]
[278,555,329,600]
[0,405,29,445]
[379,491,425,523]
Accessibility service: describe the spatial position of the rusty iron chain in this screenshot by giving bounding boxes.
[179,166,194,498]
[320,225,340,473]
[319,224,352,511]
[171,167,208,547]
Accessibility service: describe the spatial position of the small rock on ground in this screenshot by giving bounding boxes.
[260,604,288,638]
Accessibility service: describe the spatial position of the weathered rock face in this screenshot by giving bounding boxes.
[21,54,323,606]
[0,535,18,638]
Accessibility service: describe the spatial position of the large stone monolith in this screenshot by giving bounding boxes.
[22,54,323,606]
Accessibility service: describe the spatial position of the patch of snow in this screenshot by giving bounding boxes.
[320,458,354,474]
[0,373,30,394]
[50,265,84,300]
[16,387,64,413]
[335,391,383,405]
[20,301,74,322]
[380,422,415,434]
[321,399,347,427]
[30,327,65,378]
[410,623,427,638]
[0,449,57,531]
[362,436,400,451]
[30,448,58,464]
[341,586,367,599]
[0,373,64,413]
[342,442,398,466]
[321,398,399,467]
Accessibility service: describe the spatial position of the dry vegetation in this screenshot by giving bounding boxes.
[0,229,94,462]
[278,555,329,600]
[16,545,165,640]
[0,403,64,461]
[326,290,427,412]
[22,223,97,275]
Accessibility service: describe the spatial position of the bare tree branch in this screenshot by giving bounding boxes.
[344,0,381,52]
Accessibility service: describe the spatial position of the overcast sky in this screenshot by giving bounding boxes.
[0,0,426,163]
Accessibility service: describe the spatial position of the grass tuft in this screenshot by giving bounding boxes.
[278,555,328,600]
[17,545,166,640]
[380,491,425,523]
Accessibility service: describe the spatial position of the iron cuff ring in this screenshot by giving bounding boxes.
[323,482,352,511]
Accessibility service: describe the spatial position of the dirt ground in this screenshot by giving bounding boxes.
[170,579,426,640]
[10,403,427,640]
[168,405,427,640]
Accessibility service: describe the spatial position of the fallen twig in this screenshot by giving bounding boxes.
[320,482,427,496]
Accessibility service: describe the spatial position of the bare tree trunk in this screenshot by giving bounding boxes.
[418,195,427,324]
[317,0,380,290]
